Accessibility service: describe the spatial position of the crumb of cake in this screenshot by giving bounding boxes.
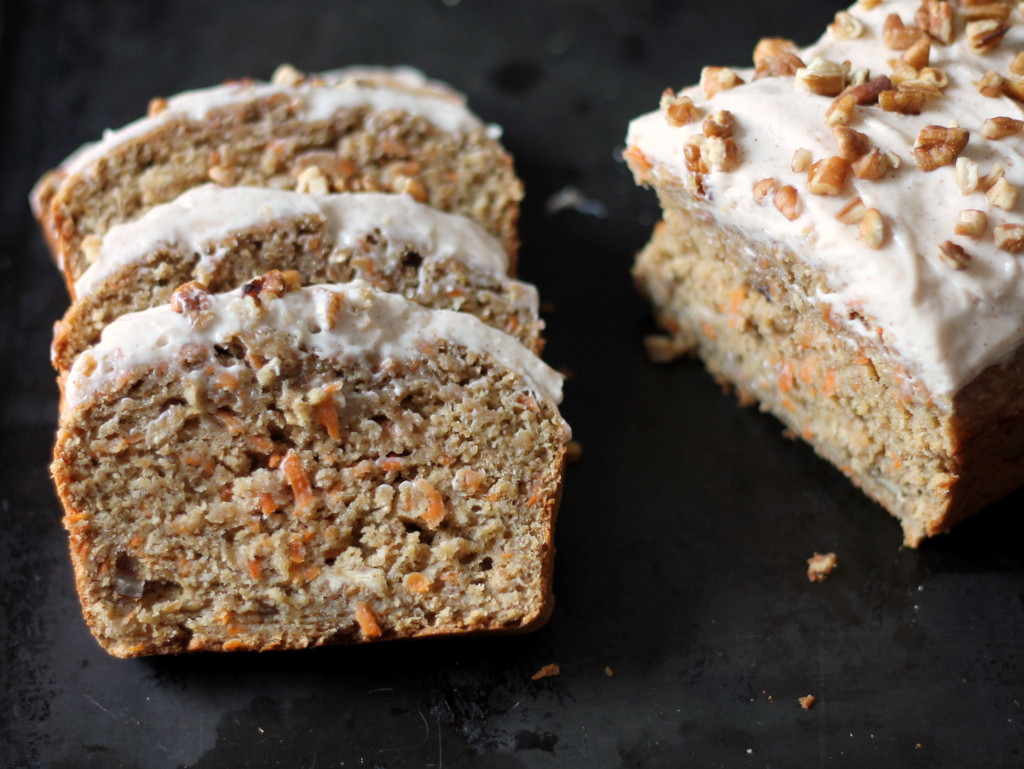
[532,663,560,681]
[565,440,583,465]
[604,666,614,677]
[799,694,817,710]
[807,552,838,582]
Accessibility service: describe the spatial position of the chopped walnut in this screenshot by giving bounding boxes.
[774,185,801,220]
[1011,52,1024,77]
[701,66,743,99]
[702,109,736,138]
[807,156,851,196]
[835,196,868,224]
[956,158,981,194]
[966,20,1010,53]
[913,125,969,171]
[882,13,924,50]
[792,148,813,173]
[955,209,988,237]
[242,270,302,304]
[977,70,1005,97]
[901,36,931,70]
[915,0,954,45]
[795,58,847,96]
[170,281,214,328]
[661,90,700,126]
[834,126,871,160]
[702,136,741,171]
[981,116,1024,139]
[683,135,709,174]
[937,241,971,270]
[859,208,886,249]
[986,177,1019,210]
[753,177,781,205]
[879,89,926,114]
[852,149,895,180]
[995,223,1024,253]
[828,10,864,40]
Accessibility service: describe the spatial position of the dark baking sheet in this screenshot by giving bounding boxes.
[3,1,1023,766]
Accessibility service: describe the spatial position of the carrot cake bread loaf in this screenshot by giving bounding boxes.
[52,184,542,374]
[32,64,523,295]
[626,0,1024,544]
[51,276,569,657]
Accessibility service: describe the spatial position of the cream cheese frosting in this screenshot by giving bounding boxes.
[58,66,492,181]
[627,0,1024,397]
[64,280,565,411]
[73,185,523,301]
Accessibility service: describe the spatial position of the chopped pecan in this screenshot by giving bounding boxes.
[755,52,806,78]
[147,97,169,117]
[795,58,847,96]
[955,209,988,237]
[702,136,741,171]
[660,90,700,126]
[999,76,1024,102]
[834,126,871,160]
[852,149,895,180]
[901,37,931,70]
[961,2,1011,21]
[980,162,1006,192]
[986,177,1019,210]
[753,37,799,68]
[915,0,954,44]
[753,177,780,205]
[792,148,813,173]
[683,135,708,174]
[774,185,801,220]
[937,241,971,270]
[702,109,736,138]
[825,94,857,126]
[879,89,926,114]
[966,20,1010,53]
[977,70,1005,97]
[912,125,969,171]
[1011,52,1024,77]
[701,66,743,99]
[835,196,868,224]
[839,75,892,105]
[882,13,924,50]
[828,11,864,40]
[807,156,851,195]
[170,281,214,328]
[859,209,886,249]
[995,223,1024,253]
[980,116,1024,139]
[955,157,981,194]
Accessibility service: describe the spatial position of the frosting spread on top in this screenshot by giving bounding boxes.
[74,185,519,299]
[627,0,1024,397]
[64,280,565,410]
[60,66,491,179]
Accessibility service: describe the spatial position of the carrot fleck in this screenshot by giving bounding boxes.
[268,453,284,469]
[314,399,341,440]
[246,434,275,454]
[354,601,382,639]
[222,639,245,651]
[378,456,404,473]
[623,145,652,180]
[214,370,239,390]
[822,370,838,397]
[701,322,717,341]
[215,409,244,434]
[404,573,431,594]
[258,492,278,516]
[247,558,263,579]
[404,479,446,528]
[281,451,315,515]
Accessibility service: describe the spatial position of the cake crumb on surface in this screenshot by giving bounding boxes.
[799,694,816,710]
[532,663,560,680]
[807,551,838,582]
[604,666,614,677]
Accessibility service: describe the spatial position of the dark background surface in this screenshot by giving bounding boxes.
[2,1,1023,767]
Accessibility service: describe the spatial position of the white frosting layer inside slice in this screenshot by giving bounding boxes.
[64,281,565,410]
[60,67,489,179]
[74,185,520,300]
[627,0,1024,397]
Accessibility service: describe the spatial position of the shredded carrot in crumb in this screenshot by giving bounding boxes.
[802,426,814,440]
[728,286,746,327]
[288,537,306,563]
[214,370,239,390]
[404,573,431,594]
[782,397,795,412]
[222,639,245,651]
[701,322,717,341]
[313,399,341,440]
[623,145,652,180]
[378,456,404,472]
[778,362,795,393]
[856,353,871,366]
[227,623,244,637]
[268,453,284,469]
[354,601,382,639]
[350,459,374,477]
[405,479,445,528]
[218,609,235,626]
[215,409,243,434]
[281,451,315,514]
[892,454,903,470]
[822,370,837,397]
[128,535,142,548]
[258,492,278,516]
[246,434,275,454]
[526,479,546,508]
[247,559,263,579]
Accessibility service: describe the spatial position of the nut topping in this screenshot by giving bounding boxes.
[753,37,799,68]
[961,2,1012,21]
[879,89,926,114]
[882,13,924,50]
[170,281,214,328]
[937,241,971,270]
[852,149,896,180]
[995,223,1024,253]
[835,196,868,224]
[792,148,813,173]
[1011,52,1024,77]
[980,116,1024,139]
[702,136,741,172]
[702,110,736,138]
[912,125,969,171]
[834,126,871,160]
[828,11,865,40]
[795,58,847,96]
[661,90,700,126]
[955,157,981,194]
[683,135,708,174]
[955,210,988,237]
[977,70,1005,97]
[701,66,743,99]
[986,177,1019,210]
[825,94,857,126]
[859,208,886,249]
[915,0,954,45]
[774,185,801,220]
[807,156,851,196]
[966,20,1010,53]
[753,177,781,205]
[901,37,931,70]
[755,52,806,78]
